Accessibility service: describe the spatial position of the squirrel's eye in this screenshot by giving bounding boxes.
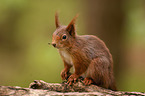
[62,35,67,39]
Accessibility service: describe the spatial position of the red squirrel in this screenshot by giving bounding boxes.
[51,13,117,91]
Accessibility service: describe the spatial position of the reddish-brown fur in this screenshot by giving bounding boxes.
[51,13,117,91]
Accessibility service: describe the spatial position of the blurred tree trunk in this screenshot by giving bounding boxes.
[84,0,125,79]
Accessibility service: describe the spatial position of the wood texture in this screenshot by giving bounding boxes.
[0,80,144,96]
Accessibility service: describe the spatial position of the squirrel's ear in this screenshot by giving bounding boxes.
[55,12,60,28]
[66,14,79,37]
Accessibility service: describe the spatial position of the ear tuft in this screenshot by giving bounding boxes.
[66,14,79,37]
[55,12,60,28]
[68,14,79,26]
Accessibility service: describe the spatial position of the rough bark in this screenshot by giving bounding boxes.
[0,80,145,96]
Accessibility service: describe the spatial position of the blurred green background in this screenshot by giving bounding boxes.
[0,0,145,92]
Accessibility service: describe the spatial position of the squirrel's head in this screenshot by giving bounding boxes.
[52,13,78,49]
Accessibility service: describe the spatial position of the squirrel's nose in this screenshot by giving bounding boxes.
[52,43,56,47]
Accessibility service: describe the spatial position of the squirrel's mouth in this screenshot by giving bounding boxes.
[50,43,65,49]
[52,45,60,49]
[48,43,59,49]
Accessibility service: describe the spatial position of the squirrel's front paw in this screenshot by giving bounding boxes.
[67,74,79,85]
[61,69,71,80]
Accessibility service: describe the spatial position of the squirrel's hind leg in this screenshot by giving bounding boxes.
[86,57,111,89]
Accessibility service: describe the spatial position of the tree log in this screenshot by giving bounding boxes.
[0,80,145,96]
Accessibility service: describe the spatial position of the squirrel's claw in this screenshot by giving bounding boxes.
[61,69,70,80]
[67,74,79,85]
[83,78,93,85]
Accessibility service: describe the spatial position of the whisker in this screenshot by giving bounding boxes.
[48,43,51,45]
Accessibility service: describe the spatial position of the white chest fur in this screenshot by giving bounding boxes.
[59,49,73,66]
